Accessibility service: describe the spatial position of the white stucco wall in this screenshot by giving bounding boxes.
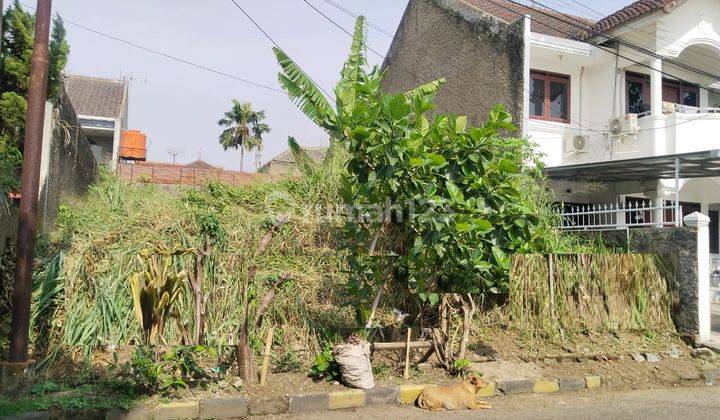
[526,0,720,168]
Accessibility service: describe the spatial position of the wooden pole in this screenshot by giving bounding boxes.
[403,328,412,380]
[548,254,555,321]
[8,0,52,364]
[259,327,274,386]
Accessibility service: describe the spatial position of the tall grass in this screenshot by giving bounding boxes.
[509,254,674,336]
[32,166,353,362]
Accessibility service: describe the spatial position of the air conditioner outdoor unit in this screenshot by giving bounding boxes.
[570,134,590,153]
[608,114,639,138]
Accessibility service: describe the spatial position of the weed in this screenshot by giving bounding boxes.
[452,358,472,376]
[371,362,392,379]
[273,350,303,373]
[309,345,341,382]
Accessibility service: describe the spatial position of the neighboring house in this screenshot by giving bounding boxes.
[259,147,327,175]
[385,0,720,243]
[64,74,129,167]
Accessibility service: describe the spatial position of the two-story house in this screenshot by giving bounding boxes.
[383,0,720,246]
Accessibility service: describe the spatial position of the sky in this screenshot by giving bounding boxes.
[25,0,633,171]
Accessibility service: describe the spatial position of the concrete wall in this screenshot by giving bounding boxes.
[2,86,98,256]
[37,87,99,231]
[578,227,701,340]
[381,0,525,128]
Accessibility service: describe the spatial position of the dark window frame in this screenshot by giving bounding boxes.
[625,71,700,114]
[530,70,571,123]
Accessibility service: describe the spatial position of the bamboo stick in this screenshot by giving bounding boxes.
[371,341,432,350]
[259,327,274,386]
[404,328,412,380]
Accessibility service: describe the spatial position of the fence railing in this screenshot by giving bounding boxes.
[670,103,720,114]
[557,201,681,231]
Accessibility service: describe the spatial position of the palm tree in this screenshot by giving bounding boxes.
[217,100,271,172]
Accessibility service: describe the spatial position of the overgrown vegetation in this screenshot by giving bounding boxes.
[106,345,214,396]
[0,167,351,368]
[274,16,573,369]
[0,14,638,407]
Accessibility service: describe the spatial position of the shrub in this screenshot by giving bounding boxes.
[309,345,341,382]
[107,345,211,396]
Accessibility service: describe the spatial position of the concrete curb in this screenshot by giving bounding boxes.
[5,375,608,419]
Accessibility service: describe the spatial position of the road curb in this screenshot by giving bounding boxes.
[4,375,609,419]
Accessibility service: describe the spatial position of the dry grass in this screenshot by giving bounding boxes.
[28,169,355,366]
[509,254,674,338]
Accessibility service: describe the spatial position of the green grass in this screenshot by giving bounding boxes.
[0,385,144,416]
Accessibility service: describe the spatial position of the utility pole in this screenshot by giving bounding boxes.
[8,0,52,364]
[0,0,5,48]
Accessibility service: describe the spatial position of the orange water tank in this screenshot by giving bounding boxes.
[119,130,147,161]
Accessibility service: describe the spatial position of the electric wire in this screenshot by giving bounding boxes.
[20,2,284,93]
[227,0,335,100]
[304,0,609,133]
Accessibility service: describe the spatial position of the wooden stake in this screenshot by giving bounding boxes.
[259,327,274,386]
[403,328,412,380]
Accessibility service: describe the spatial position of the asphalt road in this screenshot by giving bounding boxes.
[272,386,720,419]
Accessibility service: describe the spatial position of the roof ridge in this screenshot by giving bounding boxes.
[64,73,126,84]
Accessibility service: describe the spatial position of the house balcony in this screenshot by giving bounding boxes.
[613,103,720,160]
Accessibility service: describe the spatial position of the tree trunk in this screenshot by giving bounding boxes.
[236,217,288,383]
[240,148,245,172]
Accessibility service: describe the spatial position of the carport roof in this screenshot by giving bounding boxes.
[544,150,720,182]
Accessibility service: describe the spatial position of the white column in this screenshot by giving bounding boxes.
[650,58,666,156]
[111,119,120,170]
[38,101,53,198]
[647,189,664,227]
[684,212,711,344]
[521,15,531,138]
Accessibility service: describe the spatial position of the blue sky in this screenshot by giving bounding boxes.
[27,0,633,170]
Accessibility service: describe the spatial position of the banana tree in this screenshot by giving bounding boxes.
[274,16,446,328]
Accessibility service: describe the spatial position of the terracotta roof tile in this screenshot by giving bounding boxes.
[460,0,595,39]
[63,74,127,119]
[590,0,678,35]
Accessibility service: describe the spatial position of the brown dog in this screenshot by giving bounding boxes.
[416,376,492,411]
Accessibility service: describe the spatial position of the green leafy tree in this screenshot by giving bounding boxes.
[275,17,554,367]
[0,1,69,202]
[217,100,270,172]
[48,15,69,101]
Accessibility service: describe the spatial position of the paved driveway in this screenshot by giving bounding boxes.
[271,386,720,419]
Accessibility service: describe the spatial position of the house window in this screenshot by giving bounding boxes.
[626,71,700,114]
[530,70,570,123]
[626,73,650,114]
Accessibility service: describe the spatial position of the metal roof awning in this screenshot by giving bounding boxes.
[544,150,720,182]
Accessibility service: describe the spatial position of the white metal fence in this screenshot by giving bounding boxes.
[557,201,681,231]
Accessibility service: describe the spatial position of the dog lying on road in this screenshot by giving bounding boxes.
[416,375,492,411]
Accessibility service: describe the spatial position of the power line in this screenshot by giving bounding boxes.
[303,0,609,133]
[496,0,720,94]
[471,0,720,128]
[318,0,394,37]
[227,0,334,100]
[19,2,284,93]
[555,0,720,67]
[532,0,720,82]
[302,0,387,59]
